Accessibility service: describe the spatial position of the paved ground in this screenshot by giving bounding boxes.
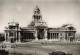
[6,42,80,55]
[0,42,80,55]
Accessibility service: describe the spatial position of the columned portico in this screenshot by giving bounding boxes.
[48,32,60,41]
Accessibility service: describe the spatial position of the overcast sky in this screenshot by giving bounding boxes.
[0,0,80,34]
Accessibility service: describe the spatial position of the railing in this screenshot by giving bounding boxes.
[49,30,76,32]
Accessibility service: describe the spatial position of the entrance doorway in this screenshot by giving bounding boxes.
[10,38,15,43]
[38,29,44,39]
[70,37,74,42]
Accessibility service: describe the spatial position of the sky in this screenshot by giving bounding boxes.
[0,0,80,34]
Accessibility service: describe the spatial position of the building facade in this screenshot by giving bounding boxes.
[4,6,76,43]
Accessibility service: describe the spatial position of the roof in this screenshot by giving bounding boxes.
[62,24,73,28]
[8,22,19,26]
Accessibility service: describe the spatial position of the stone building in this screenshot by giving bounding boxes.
[4,6,76,43]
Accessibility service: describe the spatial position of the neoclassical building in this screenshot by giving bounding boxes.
[4,6,76,43]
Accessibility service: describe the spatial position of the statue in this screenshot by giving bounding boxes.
[34,6,40,14]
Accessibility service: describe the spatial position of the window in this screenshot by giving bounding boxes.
[68,27,73,30]
[60,33,62,36]
[69,33,71,36]
[9,26,16,29]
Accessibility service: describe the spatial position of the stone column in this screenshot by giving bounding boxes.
[66,33,67,40]
[67,33,69,41]
[73,32,75,41]
[52,33,53,39]
[53,33,54,39]
[7,32,9,42]
[55,33,56,39]
[50,33,51,39]
[44,29,47,40]
[59,33,60,41]
[5,32,6,41]
[58,33,59,39]
[35,30,38,41]
[63,33,66,41]
[16,32,17,42]
[54,33,55,39]
[18,32,21,42]
[57,33,58,39]
[51,33,52,39]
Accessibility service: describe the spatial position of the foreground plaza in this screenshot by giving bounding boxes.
[2,42,79,55]
[4,6,76,43]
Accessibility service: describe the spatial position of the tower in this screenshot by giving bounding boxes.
[33,6,42,21]
[28,6,44,27]
[4,22,21,43]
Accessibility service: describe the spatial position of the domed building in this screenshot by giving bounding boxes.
[4,6,76,43]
